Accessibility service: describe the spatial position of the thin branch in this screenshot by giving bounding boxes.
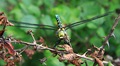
[12,40,54,51]
[11,40,109,64]
[102,14,120,48]
[27,30,36,44]
[76,54,108,64]
[18,30,37,54]
[99,14,120,56]
[18,45,29,54]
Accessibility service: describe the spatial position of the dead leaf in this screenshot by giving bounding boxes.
[87,45,104,60]
[59,44,73,53]
[70,59,83,66]
[12,53,22,62]
[24,49,35,59]
[59,53,76,61]
[39,37,44,43]
[0,12,14,26]
[4,42,16,55]
[4,56,15,66]
[93,56,104,66]
[59,53,82,66]
[6,20,14,26]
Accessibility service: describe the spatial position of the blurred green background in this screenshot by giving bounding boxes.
[0,0,120,66]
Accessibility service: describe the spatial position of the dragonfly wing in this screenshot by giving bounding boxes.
[9,20,56,30]
[65,11,114,30]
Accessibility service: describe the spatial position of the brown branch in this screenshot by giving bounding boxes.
[98,14,120,55]
[102,14,120,48]
[27,30,36,44]
[12,40,55,51]
[16,30,37,54]
[76,54,108,64]
[11,39,110,64]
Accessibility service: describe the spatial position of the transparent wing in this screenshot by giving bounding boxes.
[9,20,56,30]
[65,11,114,30]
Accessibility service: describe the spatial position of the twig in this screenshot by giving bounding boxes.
[27,30,36,44]
[76,54,108,64]
[102,14,120,48]
[17,45,29,54]
[11,40,109,64]
[12,40,54,51]
[18,30,37,54]
[98,14,120,55]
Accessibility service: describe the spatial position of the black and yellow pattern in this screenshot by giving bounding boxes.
[53,15,72,48]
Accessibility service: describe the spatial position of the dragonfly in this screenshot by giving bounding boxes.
[8,11,114,46]
[53,15,72,48]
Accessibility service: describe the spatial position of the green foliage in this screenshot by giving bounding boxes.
[0,60,6,66]
[107,62,114,66]
[44,51,65,66]
[0,0,120,66]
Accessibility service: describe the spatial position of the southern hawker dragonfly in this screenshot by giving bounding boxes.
[6,11,115,47]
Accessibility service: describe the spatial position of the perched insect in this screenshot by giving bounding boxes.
[53,15,72,48]
[8,11,114,47]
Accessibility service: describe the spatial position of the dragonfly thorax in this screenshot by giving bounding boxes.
[56,28,67,39]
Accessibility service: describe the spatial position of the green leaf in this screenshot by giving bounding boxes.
[0,60,6,66]
[33,0,43,6]
[107,62,114,66]
[91,16,105,25]
[51,5,71,23]
[116,45,120,56]
[0,0,7,9]
[44,51,65,66]
[40,15,54,35]
[28,5,41,17]
[19,3,28,14]
[41,15,53,26]
[97,27,106,37]
[22,0,32,6]
[80,2,101,18]
[43,0,54,8]
[109,0,120,11]
[82,60,93,66]
[89,36,102,47]
[87,23,97,29]
[5,27,30,41]
[7,0,17,5]
[114,29,120,43]
[20,15,38,31]
[10,7,23,20]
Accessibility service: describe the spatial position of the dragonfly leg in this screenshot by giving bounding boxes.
[53,39,62,48]
[64,39,72,47]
